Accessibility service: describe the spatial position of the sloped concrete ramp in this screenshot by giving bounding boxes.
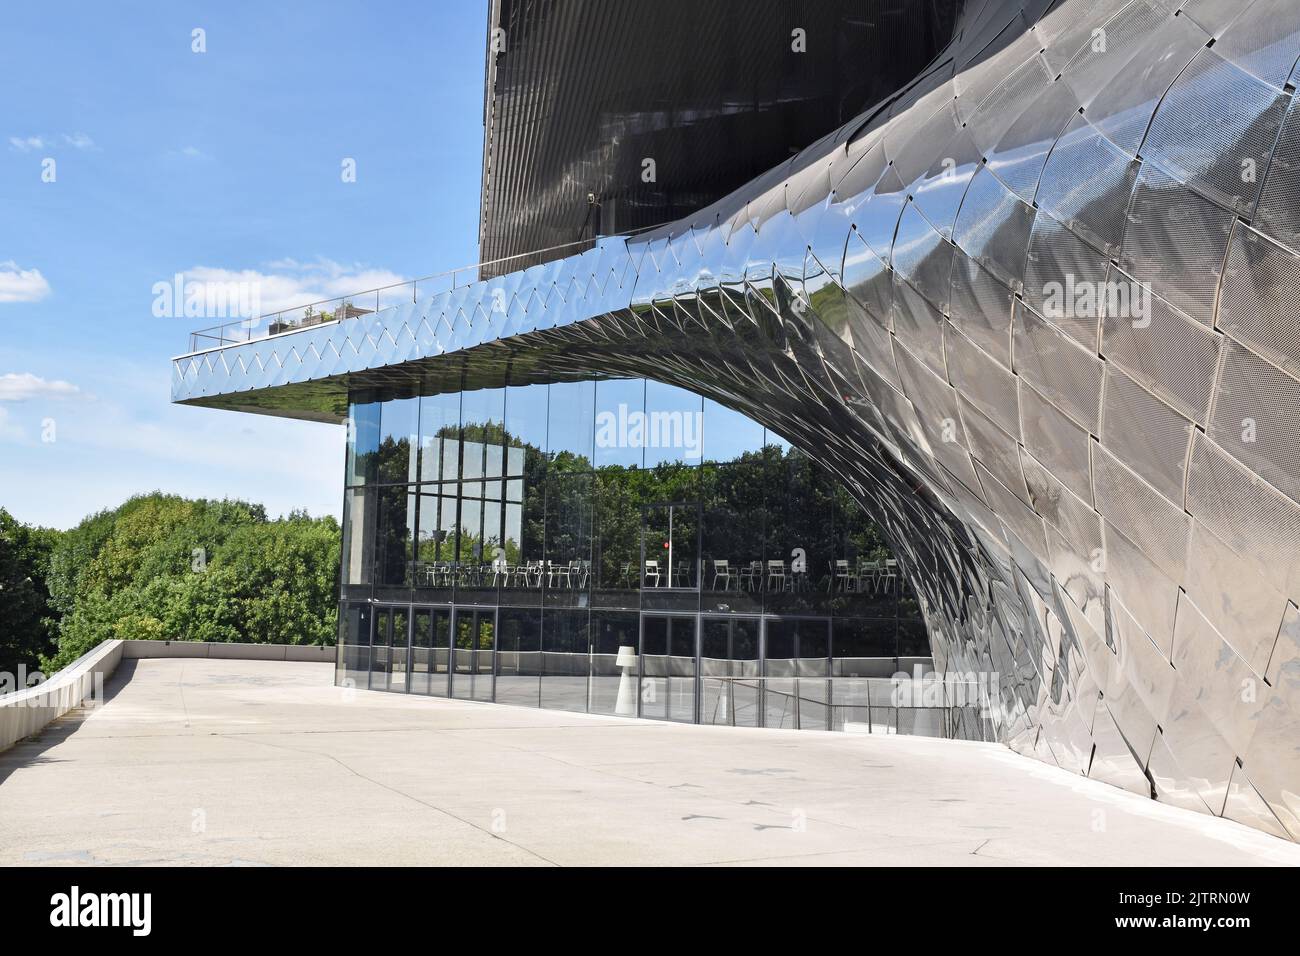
[1,658,1295,867]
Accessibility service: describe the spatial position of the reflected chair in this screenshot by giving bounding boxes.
[856,559,881,593]
[877,558,898,595]
[643,559,661,588]
[711,559,732,591]
[739,560,762,591]
[831,559,853,592]
[765,559,787,592]
[672,561,691,589]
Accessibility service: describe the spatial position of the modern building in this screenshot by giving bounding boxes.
[174,0,1300,842]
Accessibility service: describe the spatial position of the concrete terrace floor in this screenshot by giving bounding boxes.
[1,658,1296,867]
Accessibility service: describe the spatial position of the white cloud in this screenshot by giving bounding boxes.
[8,133,96,152]
[165,145,208,160]
[0,262,51,303]
[182,258,407,316]
[8,135,47,152]
[0,373,82,402]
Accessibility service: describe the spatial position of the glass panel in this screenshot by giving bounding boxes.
[453,608,495,701]
[541,610,589,712]
[429,608,452,697]
[415,484,457,599]
[700,617,760,727]
[461,384,506,480]
[832,483,893,616]
[700,462,764,614]
[640,615,695,722]
[589,611,639,716]
[592,467,641,609]
[377,396,420,485]
[594,378,644,468]
[643,380,704,467]
[390,608,409,693]
[418,392,460,483]
[504,381,549,454]
[374,486,416,588]
[543,471,592,607]
[410,609,432,695]
[763,618,797,728]
[369,608,391,691]
[347,399,381,485]
[639,500,699,610]
[496,608,541,708]
[667,616,697,723]
[341,488,375,590]
[547,380,595,464]
[338,602,371,688]
[703,396,764,463]
[639,615,670,721]
[764,452,833,613]
[832,618,898,678]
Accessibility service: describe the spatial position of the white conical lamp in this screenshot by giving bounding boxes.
[614,645,638,716]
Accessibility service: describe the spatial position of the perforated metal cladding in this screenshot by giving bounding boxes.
[1142,49,1289,215]
[1019,379,1094,504]
[1100,365,1194,504]
[1187,433,1300,601]
[985,77,1078,202]
[174,0,1300,842]
[1013,302,1103,431]
[1022,213,1110,349]
[910,128,982,238]
[1100,272,1221,424]
[892,201,954,310]
[946,325,1019,434]
[1093,441,1190,582]
[953,165,1036,288]
[1213,0,1300,91]
[1036,115,1139,255]
[1209,340,1300,506]
[1120,163,1236,327]
[1059,0,1172,106]
[1102,520,1180,659]
[1218,222,1300,381]
[1086,13,1209,154]
[1255,96,1300,250]
[948,250,1015,363]
[1183,520,1289,679]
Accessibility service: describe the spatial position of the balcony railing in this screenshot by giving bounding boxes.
[184,229,654,355]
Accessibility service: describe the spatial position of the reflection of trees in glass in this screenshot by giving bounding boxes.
[455,616,494,649]
[358,399,897,583]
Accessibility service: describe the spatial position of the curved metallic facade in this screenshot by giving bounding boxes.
[175,0,1300,840]
[478,0,966,274]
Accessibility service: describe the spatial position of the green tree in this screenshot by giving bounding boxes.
[39,493,339,671]
[0,508,60,677]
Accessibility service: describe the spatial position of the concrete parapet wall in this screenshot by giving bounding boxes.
[0,639,124,754]
[121,640,335,663]
[1,640,334,753]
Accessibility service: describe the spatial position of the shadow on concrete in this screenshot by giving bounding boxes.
[0,659,138,788]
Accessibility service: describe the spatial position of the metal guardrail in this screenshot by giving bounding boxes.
[185,228,657,354]
[693,674,1002,741]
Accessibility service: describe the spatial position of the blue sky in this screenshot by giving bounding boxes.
[0,0,488,528]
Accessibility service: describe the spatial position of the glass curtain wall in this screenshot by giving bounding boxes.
[337,364,928,733]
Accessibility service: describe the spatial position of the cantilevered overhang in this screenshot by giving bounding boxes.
[170,237,644,423]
